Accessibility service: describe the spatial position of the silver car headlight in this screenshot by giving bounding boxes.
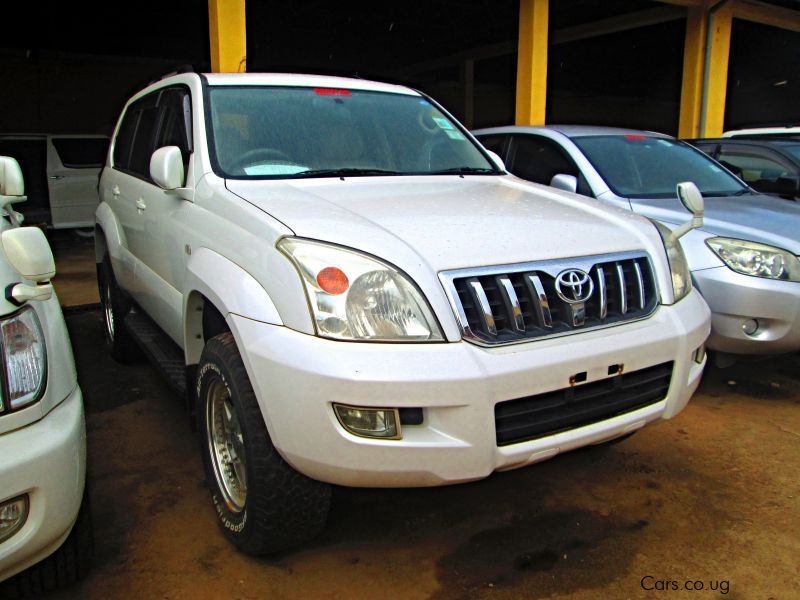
[652,221,692,303]
[0,306,47,412]
[278,238,444,342]
[706,237,800,281]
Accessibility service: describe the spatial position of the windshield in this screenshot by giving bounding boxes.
[206,86,496,179]
[572,135,747,198]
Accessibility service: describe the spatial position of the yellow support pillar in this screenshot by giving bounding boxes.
[208,0,247,73]
[515,0,549,126]
[678,7,708,138]
[701,3,733,137]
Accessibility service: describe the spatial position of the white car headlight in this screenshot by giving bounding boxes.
[652,221,692,302]
[278,238,444,342]
[706,237,800,281]
[0,306,47,412]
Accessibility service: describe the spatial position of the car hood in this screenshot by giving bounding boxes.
[629,193,800,254]
[226,175,660,272]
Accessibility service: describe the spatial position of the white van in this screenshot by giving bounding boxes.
[0,134,109,229]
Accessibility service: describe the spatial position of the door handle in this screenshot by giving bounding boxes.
[136,198,147,212]
[49,175,65,180]
[112,185,120,196]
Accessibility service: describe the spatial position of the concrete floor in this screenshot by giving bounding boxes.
[47,307,798,600]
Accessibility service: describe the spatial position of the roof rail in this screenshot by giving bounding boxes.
[148,64,196,85]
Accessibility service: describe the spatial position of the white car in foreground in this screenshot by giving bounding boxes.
[0,157,91,594]
[96,72,710,554]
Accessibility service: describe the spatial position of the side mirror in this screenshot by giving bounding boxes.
[671,181,705,241]
[550,173,578,194]
[0,156,25,197]
[150,146,185,191]
[1,227,56,305]
[775,176,800,198]
[486,150,506,172]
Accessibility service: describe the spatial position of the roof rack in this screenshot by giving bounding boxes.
[148,64,196,85]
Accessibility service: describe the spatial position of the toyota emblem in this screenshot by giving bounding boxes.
[555,269,594,304]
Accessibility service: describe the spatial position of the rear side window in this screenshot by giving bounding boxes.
[52,138,109,168]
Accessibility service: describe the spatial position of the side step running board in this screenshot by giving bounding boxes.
[124,309,188,399]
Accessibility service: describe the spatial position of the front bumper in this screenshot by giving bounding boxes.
[232,289,709,488]
[0,386,86,583]
[694,266,800,354]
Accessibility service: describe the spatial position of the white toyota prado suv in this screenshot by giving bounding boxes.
[96,72,710,554]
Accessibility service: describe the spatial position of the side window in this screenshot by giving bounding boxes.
[114,92,161,178]
[508,135,593,196]
[155,88,193,172]
[52,138,109,168]
[717,146,791,188]
[113,109,139,171]
[476,134,509,160]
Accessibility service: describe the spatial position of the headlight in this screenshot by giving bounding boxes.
[0,306,47,413]
[278,238,444,342]
[652,221,692,302]
[706,237,800,281]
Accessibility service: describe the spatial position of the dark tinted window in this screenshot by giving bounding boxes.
[52,138,109,168]
[156,88,192,171]
[476,134,509,159]
[115,93,160,178]
[509,135,577,185]
[113,110,138,170]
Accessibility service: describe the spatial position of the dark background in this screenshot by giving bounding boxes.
[0,0,797,136]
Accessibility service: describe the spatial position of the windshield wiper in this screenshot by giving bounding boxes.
[427,167,499,175]
[291,168,401,178]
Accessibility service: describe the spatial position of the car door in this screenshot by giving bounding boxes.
[47,136,109,228]
[132,86,194,343]
[103,92,160,291]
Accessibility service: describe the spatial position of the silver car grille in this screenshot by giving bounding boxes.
[439,252,659,346]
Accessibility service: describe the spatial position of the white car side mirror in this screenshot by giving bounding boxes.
[150,146,185,191]
[670,181,705,241]
[550,173,578,194]
[486,150,506,172]
[0,156,25,197]
[1,227,56,305]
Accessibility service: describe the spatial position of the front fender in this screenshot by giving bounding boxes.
[183,247,283,363]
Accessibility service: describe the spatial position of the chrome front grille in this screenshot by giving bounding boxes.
[440,252,659,346]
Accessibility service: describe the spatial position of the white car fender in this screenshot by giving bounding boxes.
[183,247,283,363]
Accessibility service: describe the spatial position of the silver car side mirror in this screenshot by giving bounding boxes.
[670,181,705,241]
[550,173,578,194]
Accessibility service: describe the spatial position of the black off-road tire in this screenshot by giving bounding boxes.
[0,489,94,597]
[97,257,142,363]
[197,332,331,555]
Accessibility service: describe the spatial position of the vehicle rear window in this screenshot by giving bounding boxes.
[573,135,745,198]
[52,138,109,168]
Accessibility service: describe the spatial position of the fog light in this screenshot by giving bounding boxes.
[334,404,400,439]
[742,319,759,336]
[0,495,29,543]
[693,344,706,364]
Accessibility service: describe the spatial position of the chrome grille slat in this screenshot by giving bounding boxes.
[442,252,658,347]
[633,261,646,310]
[498,276,525,333]
[616,263,628,315]
[596,266,607,320]
[467,279,497,335]
[525,274,553,329]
